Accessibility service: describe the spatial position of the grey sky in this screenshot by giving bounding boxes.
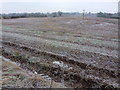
[1,2,118,14]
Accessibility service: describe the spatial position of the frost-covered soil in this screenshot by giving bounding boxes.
[1,16,119,88]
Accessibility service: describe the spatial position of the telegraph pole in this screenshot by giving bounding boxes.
[83,10,85,20]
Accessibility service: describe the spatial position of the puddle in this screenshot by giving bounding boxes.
[94,23,114,27]
[53,61,72,70]
[111,39,120,42]
[39,74,51,80]
[66,22,71,24]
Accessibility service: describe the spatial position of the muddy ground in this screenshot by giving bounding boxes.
[1,56,66,88]
[1,16,119,88]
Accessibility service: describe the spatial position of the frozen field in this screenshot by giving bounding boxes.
[1,16,119,88]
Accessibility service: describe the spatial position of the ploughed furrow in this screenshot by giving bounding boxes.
[2,32,118,72]
[3,30,118,51]
[3,32,118,58]
[2,40,119,88]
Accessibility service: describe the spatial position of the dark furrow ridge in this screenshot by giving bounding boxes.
[2,48,118,88]
[2,41,119,79]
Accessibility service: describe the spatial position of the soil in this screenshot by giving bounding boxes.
[1,56,66,88]
[1,16,119,88]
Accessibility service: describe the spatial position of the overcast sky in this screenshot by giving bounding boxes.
[0,0,119,14]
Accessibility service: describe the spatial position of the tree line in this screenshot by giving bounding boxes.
[1,11,96,19]
[1,11,81,19]
[1,11,119,19]
[0,11,63,19]
[97,12,120,19]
